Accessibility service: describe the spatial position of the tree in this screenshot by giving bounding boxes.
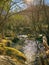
[0,0,26,37]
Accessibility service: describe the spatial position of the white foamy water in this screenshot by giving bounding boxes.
[23,39,37,64]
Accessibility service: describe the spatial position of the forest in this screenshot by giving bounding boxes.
[0,0,49,65]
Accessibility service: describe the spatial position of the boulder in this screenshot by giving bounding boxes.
[0,55,16,65]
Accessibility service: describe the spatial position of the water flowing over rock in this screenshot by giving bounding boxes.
[23,39,37,64]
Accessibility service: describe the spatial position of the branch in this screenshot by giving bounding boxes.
[0,1,19,25]
[0,1,25,30]
[0,0,7,15]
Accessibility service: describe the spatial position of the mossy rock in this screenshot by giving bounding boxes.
[0,46,26,63]
[0,39,12,47]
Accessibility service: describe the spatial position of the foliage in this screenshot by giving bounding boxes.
[0,1,49,65]
[0,0,49,37]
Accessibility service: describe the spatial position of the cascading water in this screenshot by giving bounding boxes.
[18,35,48,65]
[23,39,37,65]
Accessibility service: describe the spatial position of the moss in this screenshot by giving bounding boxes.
[6,49,13,56]
[5,47,26,59]
[0,39,12,47]
[0,46,26,61]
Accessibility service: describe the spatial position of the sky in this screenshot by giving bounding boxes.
[11,0,27,12]
[11,0,49,12]
[46,0,49,4]
[13,0,49,7]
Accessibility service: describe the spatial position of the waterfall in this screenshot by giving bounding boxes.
[23,39,37,65]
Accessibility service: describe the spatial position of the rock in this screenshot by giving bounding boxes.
[0,55,26,65]
[0,55,16,65]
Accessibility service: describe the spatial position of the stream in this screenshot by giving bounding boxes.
[23,39,37,64]
[22,38,48,65]
[17,35,49,65]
